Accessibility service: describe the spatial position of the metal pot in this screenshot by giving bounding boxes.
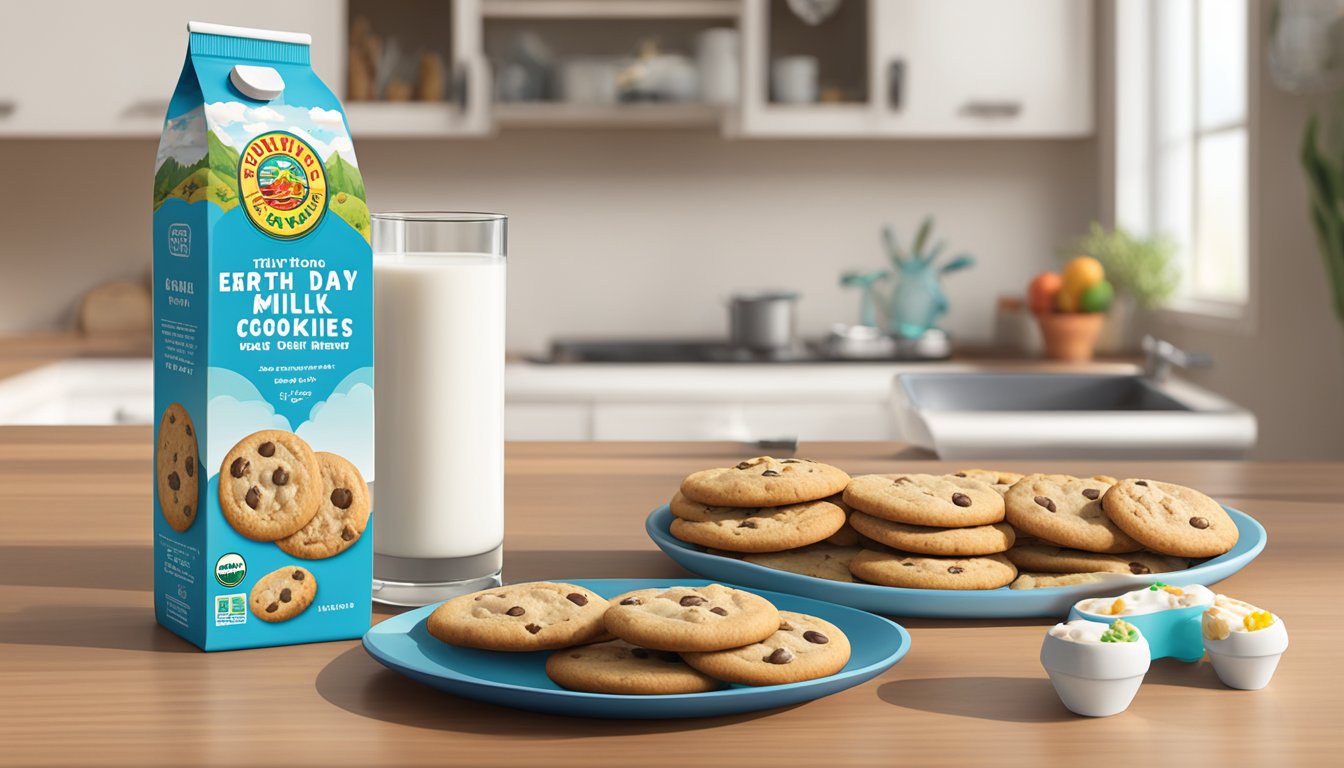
[729,292,800,352]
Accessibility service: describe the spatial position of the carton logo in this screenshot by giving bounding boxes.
[239,131,327,240]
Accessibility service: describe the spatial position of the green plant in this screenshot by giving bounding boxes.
[1302,113,1344,325]
[1066,223,1179,310]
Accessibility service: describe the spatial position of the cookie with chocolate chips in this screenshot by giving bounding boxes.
[1004,474,1141,554]
[842,473,1005,527]
[427,581,609,652]
[249,565,317,622]
[1003,543,1189,575]
[218,430,322,541]
[156,403,199,533]
[952,468,1024,496]
[545,640,724,695]
[848,511,1016,556]
[848,548,1017,590]
[1101,479,1239,558]
[680,457,850,508]
[682,611,851,686]
[604,584,781,652]
[742,543,862,582]
[275,452,371,559]
[668,497,847,553]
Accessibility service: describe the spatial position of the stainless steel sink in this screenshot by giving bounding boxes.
[892,373,1257,459]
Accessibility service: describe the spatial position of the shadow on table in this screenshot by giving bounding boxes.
[1140,657,1228,690]
[0,545,150,591]
[315,646,795,735]
[877,677,1075,723]
[0,603,198,653]
[492,550,693,583]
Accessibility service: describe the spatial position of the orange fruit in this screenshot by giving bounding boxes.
[1028,272,1063,314]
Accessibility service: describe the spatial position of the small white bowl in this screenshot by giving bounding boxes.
[1040,627,1151,717]
[1205,618,1288,690]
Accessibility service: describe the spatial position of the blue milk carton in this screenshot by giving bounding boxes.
[152,22,373,650]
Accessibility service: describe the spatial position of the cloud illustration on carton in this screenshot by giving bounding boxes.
[206,368,292,477]
[295,367,374,479]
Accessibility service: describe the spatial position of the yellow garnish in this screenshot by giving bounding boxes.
[1244,611,1274,631]
[1109,598,1126,615]
[1162,586,1185,596]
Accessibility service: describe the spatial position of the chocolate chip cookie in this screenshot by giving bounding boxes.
[604,584,781,652]
[1102,479,1240,557]
[742,543,861,582]
[953,468,1024,495]
[843,473,1005,527]
[680,457,850,508]
[427,581,610,652]
[1008,572,1109,590]
[218,430,322,541]
[249,565,316,622]
[848,511,1016,556]
[668,498,847,553]
[156,403,199,533]
[1003,543,1189,575]
[545,640,723,695]
[682,612,851,686]
[275,452,371,559]
[1004,474,1141,554]
[848,549,1017,590]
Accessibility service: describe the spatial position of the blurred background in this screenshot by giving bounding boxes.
[2,0,1343,459]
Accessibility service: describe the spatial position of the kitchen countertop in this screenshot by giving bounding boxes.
[2,429,1336,766]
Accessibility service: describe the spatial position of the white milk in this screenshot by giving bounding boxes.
[373,253,505,559]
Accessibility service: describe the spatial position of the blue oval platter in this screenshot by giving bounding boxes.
[363,578,911,719]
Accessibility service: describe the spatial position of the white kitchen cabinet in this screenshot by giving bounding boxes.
[505,402,592,440]
[0,0,342,138]
[737,0,1093,138]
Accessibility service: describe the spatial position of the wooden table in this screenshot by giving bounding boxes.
[1,428,1339,767]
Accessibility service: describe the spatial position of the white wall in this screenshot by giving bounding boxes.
[0,131,1096,351]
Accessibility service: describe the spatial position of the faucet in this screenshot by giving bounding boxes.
[1142,335,1213,382]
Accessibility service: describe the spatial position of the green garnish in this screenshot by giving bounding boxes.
[1100,619,1140,643]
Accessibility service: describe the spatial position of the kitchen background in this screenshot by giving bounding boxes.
[1,0,1341,459]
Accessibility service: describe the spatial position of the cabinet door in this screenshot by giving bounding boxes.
[875,0,1093,137]
[0,0,342,137]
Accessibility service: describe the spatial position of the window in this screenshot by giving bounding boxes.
[1115,0,1252,315]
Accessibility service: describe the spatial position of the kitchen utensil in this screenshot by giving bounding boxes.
[362,578,911,719]
[646,505,1267,619]
[771,56,819,104]
[729,291,800,352]
[696,27,739,105]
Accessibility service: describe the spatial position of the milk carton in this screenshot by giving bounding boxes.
[152,22,373,650]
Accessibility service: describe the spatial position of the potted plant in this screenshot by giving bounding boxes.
[1028,256,1114,361]
[1065,223,1180,352]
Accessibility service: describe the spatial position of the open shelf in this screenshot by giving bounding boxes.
[482,0,741,20]
[493,102,724,128]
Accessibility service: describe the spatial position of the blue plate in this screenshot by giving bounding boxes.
[362,578,911,719]
[647,505,1267,619]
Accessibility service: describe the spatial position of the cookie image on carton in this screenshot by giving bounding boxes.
[250,566,317,622]
[219,430,323,541]
[156,403,199,532]
[276,452,371,559]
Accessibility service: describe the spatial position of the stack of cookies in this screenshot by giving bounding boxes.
[843,473,1019,590]
[665,458,1241,592]
[1002,474,1239,589]
[428,582,851,694]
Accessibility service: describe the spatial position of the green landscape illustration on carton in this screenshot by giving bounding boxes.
[153,129,370,243]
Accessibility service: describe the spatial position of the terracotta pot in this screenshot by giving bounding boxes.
[1035,311,1105,362]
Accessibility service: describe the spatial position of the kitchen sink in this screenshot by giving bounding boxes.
[0,358,153,425]
[892,372,1257,459]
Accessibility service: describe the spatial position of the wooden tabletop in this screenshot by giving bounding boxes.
[1,428,1339,767]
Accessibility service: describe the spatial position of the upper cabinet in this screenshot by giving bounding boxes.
[738,0,1094,138]
[0,0,341,138]
[0,0,1092,140]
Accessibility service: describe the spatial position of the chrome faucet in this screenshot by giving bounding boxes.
[1142,335,1213,382]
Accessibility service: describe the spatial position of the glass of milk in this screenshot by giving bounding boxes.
[370,212,506,605]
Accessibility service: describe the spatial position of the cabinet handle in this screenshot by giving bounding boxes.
[754,437,799,453]
[959,100,1022,118]
[123,99,169,119]
[888,59,905,110]
[0,100,15,119]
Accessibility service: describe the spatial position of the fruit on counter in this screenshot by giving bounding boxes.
[1028,271,1063,314]
[1078,280,1115,313]
[1056,255,1109,313]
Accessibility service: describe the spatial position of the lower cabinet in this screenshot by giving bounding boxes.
[506,401,894,441]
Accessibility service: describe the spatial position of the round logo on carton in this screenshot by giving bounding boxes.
[215,553,247,588]
[238,130,327,240]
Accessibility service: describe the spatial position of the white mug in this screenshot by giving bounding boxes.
[772,56,819,104]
